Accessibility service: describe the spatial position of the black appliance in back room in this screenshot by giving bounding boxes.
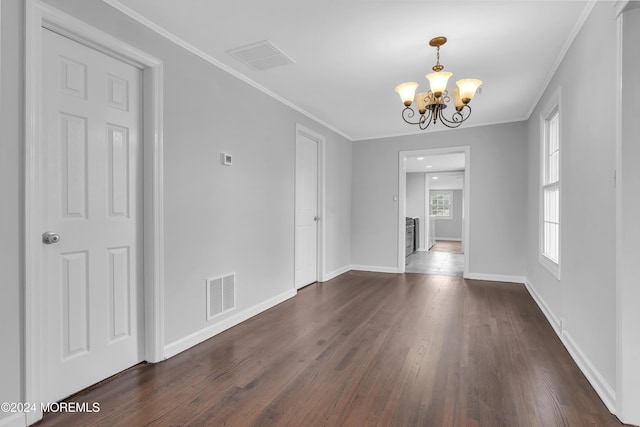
[405,217,419,256]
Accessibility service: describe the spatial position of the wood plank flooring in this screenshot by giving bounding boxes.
[35,272,625,427]
[431,240,463,254]
[405,251,464,276]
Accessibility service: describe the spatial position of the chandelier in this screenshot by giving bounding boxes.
[395,36,482,129]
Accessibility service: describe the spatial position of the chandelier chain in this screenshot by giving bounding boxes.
[432,44,444,72]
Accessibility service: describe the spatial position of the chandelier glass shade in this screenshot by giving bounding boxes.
[395,37,482,130]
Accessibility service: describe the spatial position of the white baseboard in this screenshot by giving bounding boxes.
[465,272,525,284]
[435,237,462,241]
[563,331,617,413]
[350,264,400,274]
[523,279,560,333]
[523,278,617,415]
[0,413,26,427]
[347,267,525,284]
[322,265,350,282]
[163,288,297,359]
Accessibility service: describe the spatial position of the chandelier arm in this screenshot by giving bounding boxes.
[457,104,472,119]
[438,105,472,128]
[437,116,464,129]
[418,110,432,130]
[401,107,423,125]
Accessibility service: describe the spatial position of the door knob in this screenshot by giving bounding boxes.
[42,231,61,244]
[313,216,320,222]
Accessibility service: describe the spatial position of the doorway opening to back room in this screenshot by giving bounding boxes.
[399,147,469,277]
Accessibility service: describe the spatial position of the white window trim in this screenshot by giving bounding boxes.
[431,190,453,220]
[539,88,561,279]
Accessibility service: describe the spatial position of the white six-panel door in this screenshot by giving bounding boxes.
[40,28,143,404]
[295,133,318,289]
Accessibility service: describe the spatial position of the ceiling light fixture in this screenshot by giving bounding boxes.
[395,36,482,130]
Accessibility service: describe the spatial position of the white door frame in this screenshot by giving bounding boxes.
[294,124,325,287]
[25,1,165,423]
[398,146,470,276]
[615,2,640,425]
[423,173,431,250]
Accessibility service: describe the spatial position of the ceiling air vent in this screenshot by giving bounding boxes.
[227,40,294,71]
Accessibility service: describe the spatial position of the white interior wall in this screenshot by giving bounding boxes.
[0,0,24,422]
[525,0,617,410]
[430,189,463,240]
[351,122,527,278]
[0,1,351,421]
[324,136,353,277]
[1,1,636,425]
[41,0,353,349]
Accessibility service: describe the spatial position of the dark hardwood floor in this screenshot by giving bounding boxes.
[35,271,625,426]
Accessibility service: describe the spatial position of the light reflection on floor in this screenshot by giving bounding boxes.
[405,250,464,276]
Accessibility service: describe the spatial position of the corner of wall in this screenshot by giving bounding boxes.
[322,265,351,282]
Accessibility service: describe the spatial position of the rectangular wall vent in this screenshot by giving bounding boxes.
[227,40,295,71]
[207,273,236,320]
[222,274,235,312]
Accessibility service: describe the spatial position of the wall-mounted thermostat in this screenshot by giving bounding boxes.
[221,152,232,166]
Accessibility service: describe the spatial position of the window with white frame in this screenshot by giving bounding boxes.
[430,191,452,219]
[541,102,560,274]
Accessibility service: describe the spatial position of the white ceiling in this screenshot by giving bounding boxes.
[428,174,464,191]
[105,0,592,141]
[406,153,465,189]
[405,153,464,173]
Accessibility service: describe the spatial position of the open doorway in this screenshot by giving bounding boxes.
[398,147,470,276]
[406,170,465,276]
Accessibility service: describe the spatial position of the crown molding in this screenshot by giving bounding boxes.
[526,0,597,120]
[614,1,630,17]
[101,0,354,141]
[352,116,528,142]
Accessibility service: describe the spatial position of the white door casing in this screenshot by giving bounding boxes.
[295,130,319,288]
[25,2,165,424]
[41,28,143,404]
[424,173,432,250]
